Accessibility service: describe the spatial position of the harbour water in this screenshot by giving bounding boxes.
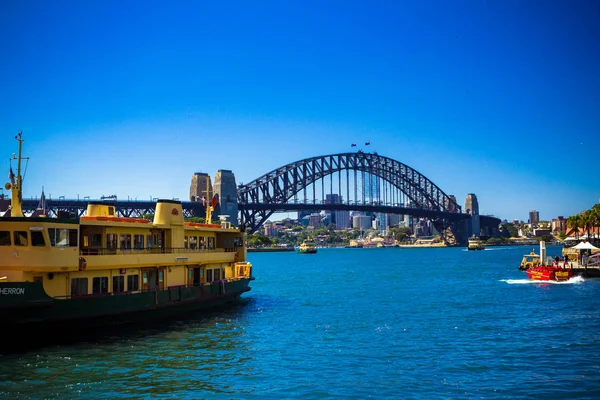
[1,245,600,399]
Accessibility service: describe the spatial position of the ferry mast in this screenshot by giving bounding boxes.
[6,131,26,217]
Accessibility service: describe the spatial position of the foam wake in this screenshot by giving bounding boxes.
[500,275,585,285]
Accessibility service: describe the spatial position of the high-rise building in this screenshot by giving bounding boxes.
[387,213,400,227]
[325,194,340,224]
[214,169,238,226]
[352,215,372,230]
[325,193,350,229]
[308,213,322,228]
[529,210,540,224]
[551,216,566,233]
[377,212,388,235]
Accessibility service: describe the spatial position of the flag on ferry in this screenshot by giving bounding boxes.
[9,166,15,185]
[211,195,218,210]
[37,188,47,215]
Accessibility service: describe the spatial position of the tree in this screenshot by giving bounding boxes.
[567,215,581,239]
[501,223,518,238]
[389,227,412,242]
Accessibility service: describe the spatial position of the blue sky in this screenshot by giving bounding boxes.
[1,0,598,222]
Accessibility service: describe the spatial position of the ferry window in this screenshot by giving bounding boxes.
[0,231,10,246]
[127,275,139,291]
[134,235,144,249]
[71,278,88,296]
[107,233,118,249]
[113,276,125,293]
[199,236,206,250]
[31,231,45,247]
[214,268,221,281]
[206,269,213,282]
[68,229,78,247]
[92,277,108,294]
[108,207,115,216]
[49,228,78,247]
[208,237,215,250]
[120,234,132,249]
[146,234,153,248]
[190,236,197,250]
[90,234,102,246]
[158,270,165,290]
[184,236,188,249]
[14,231,28,246]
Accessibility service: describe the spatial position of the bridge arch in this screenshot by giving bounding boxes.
[238,152,462,233]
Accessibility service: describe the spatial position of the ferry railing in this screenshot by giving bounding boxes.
[56,277,247,300]
[79,246,239,256]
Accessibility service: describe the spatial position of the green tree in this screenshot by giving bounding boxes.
[389,227,412,242]
[247,234,273,247]
[567,215,581,238]
[501,223,518,238]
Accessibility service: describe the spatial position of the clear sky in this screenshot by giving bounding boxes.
[1,0,599,222]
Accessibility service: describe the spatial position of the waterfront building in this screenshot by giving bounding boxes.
[551,216,567,234]
[214,169,238,226]
[352,214,372,230]
[298,210,312,221]
[264,223,279,237]
[529,210,540,224]
[377,213,388,235]
[387,213,400,227]
[335,210,351,229]
[325,194,350,229]
[533,228,551,237]
[308,213,322,228]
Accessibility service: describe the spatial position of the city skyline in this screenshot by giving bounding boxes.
[1,1,598,222]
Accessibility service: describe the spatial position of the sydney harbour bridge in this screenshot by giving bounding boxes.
[5,152,500,245]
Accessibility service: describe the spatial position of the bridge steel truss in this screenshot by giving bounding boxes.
[15,199,206,220]
[237,152,468,243]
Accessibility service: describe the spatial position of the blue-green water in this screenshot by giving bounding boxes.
[1,245,600,399]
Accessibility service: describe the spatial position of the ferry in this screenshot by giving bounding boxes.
[519,241,572,282]
[467,236,485,251]
[0,133,254,337]
[526,265,572,282]
[298,238,317,254]
[519,251,542,270]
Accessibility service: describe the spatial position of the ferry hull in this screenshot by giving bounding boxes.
[526,267,572,282]
[0,279,252,336]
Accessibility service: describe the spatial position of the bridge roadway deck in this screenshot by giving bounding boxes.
[2,199,500,231]
[239,202,470,221]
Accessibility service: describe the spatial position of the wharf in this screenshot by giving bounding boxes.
[556,262,600,278]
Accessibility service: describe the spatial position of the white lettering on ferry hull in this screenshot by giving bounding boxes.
[0,288,25,295]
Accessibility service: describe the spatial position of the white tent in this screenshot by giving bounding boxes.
[572,241,600,251]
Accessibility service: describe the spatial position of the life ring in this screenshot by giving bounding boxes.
[79,257,87,271]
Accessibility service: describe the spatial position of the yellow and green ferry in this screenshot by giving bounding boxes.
[0,133,253,337]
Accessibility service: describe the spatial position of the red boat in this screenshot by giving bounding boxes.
[526,264,573,282]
